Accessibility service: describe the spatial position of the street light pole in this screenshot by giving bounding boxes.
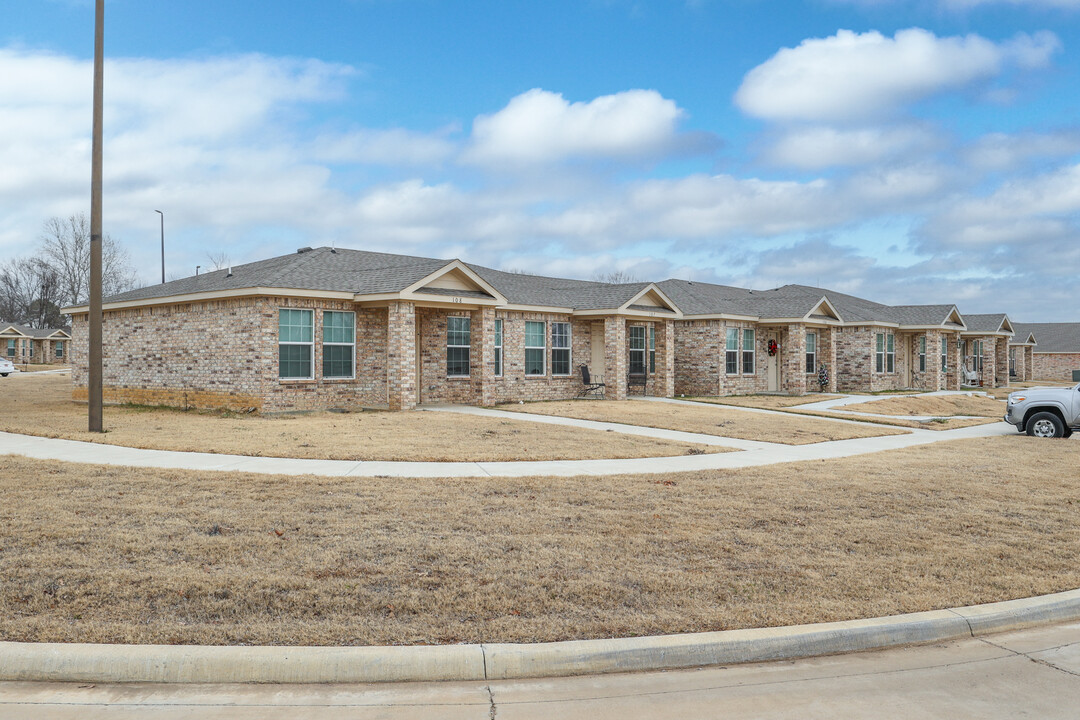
[155,209,164,283]
[88,0,104,433]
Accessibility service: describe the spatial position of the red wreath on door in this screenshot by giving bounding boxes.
[767,340,779,356]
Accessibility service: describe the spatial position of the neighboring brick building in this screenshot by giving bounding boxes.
[63,247,1018,412]
[0,323,71,365]
[1011,323,1080,383]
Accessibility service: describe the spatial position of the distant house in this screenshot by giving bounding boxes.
[1011,323,1080,382]
[960,314,1015,388]
[0,323,71,365]
[62,247,1017,412]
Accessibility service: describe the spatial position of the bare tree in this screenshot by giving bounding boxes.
[40,213,138,305]
[206,251,231,271]
[592,270,639,284]
[0,256,65,328]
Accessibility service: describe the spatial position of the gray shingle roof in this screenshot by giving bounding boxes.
[467,265,648,309]
[0,322,69,338]
[962,313,1010,334]
[1012,323,1080,353]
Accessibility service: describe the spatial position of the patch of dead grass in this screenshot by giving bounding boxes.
[691,394,842,409]
[0,374,720,462]
[790,410,999,430]
[1,435,1077,646]
[839,394,1006,418]
[502,399,906,444]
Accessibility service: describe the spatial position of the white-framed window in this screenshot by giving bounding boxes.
[918,336,926,373]
[525,321,545,376]
[725,328,739,375]
[447,316,471,377]
[55,340,64,359]
[941,336,948,372]
[629,326,647,376]
[887,333,895,373]
[875,332,896,373]
[28,343,33,358]
[648,326,656,374]
[5,339,14,358]
[551,322,571,376]
[805,332,817,373]
[742,328,755,374]
[971,339,984,372]
[494,318,503,377]
[322,310,355,379]
[279,308,314,379]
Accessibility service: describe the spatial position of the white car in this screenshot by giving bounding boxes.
[0,358,17,377]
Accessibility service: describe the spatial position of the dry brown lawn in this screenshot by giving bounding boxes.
[791,410,999,431]
[692,394,842,409]
[1,435,1077,646]
[502,399,906,444]
[839,394,1006,418]
[9,363,68,373]
[0,375,720,462]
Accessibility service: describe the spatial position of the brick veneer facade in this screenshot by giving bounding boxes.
[1031,353,1080,382]
[2,336,67,365]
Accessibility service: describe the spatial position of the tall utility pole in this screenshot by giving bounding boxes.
[155,210,165,283]
[88,0,104,433]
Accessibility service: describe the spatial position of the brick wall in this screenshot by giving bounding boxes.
[493,312,595,403]
[673,320,720,396]
[1032,353,1080,382]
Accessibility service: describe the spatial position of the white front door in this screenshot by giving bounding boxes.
[767,344,779,392]
[591,323,605,381]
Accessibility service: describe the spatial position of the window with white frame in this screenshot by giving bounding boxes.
[725,328,739,375]
[322,311,355,379]
[446,316,471,377]
[28,343,33,358]
[875,333,885,373]
[55,340,64,358]
[629,326,646,376]
[279,309,314,379]
[742,328,755,374]
[941,336,948,372]
[551,322,571,376]
[648,326,656,374]
[971,339,983,372]
[805,332,817,373]
[5,339,14,358]
[525,321,545,376]
[887,333,895,372]
[494,318,503,377]
[918,336,926,373]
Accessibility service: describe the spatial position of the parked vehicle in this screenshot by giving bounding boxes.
[0,358,16,377]
[1005,384,1080,438]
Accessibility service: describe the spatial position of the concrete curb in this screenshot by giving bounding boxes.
[2,588,1078,684]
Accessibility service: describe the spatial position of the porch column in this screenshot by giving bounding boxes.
[924,331,943,391]
[656,319,675,398]
[1025,346,1034,381]
[947,334,961,390]
[387,301,417,410]
[605,316,627,401]
[474,306,496,406]
[782,324,807,395]
[820,327,837,393]
[994,338,1009,387]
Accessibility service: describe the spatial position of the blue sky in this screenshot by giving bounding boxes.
[3,0,1080,319]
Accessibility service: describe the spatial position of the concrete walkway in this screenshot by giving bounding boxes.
[793,390,995,422]
[3,620,1078,718]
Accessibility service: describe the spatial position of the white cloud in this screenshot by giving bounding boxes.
[764,125,940,168]
[462,88,688,166]
[963,130,1080,171]
[735,28,1060,122]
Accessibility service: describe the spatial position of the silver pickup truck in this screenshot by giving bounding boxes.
[1005,384,1080,438]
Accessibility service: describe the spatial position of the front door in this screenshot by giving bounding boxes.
[591,323,605,381]
[767,337,779,392]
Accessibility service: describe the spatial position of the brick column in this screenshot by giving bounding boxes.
[474,306,496,406]
[605,315,627,401]
[924,331,943,391]
[994,338,1009,388]
[947,334,961,390]
[656,319,675,398]
[387,301,417,410]
[781,324,807,395]
[1024,346,1034,381]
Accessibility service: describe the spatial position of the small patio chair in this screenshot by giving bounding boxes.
[578,365,605,398]
[627,373,648,395]
[963,367,980,386]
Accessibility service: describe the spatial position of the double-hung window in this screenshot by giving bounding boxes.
[322,311,355,379]
[447,316,471,377]
[648,326,656,373]
[742,328,755,374]
[551,322,571,376]
[941,336,948,372]
[805,332,817,373]
[629,326,647,376]
[918,336,926,372]
[725,328,739,375]
[875,333,885,373]
[886,333,895,373]
[6,339,14,358]
[972,340,983,372]
[55,341,64,359]
[28,343,33,359]
[279,309,314,379]
[494,319,503,377]
[525,321,545,376]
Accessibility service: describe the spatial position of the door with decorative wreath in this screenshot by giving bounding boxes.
[766,334,780,392]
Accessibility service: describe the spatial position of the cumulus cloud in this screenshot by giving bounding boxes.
[764,125,941,168]
[734,28,1060,122]
[462,88,692,166]
[962,130,1080,171]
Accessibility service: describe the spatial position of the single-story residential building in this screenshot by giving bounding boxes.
[960,314,1015,389]
[1010,323,1080,382]
[1008,329,1037,382]
[0,323,71,365]
[63,247,1016,412]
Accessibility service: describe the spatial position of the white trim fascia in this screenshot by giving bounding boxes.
[502,303,576,314]
[1031,350,1080,355]
[678,312,760,322]
[759,316,844,326]
[400,259,508,305]
[620,283,684,318]
[0,326,31,338]
[897,323,967,332]
[960,331,1014,338]
[805,296,843,323]
[1000,315,1015,334]
[572,308,679,320]
[63,286,358,315]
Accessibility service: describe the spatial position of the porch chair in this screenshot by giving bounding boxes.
[963,367,980,386]
[578,365,606,398]
[627,373,648,396]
